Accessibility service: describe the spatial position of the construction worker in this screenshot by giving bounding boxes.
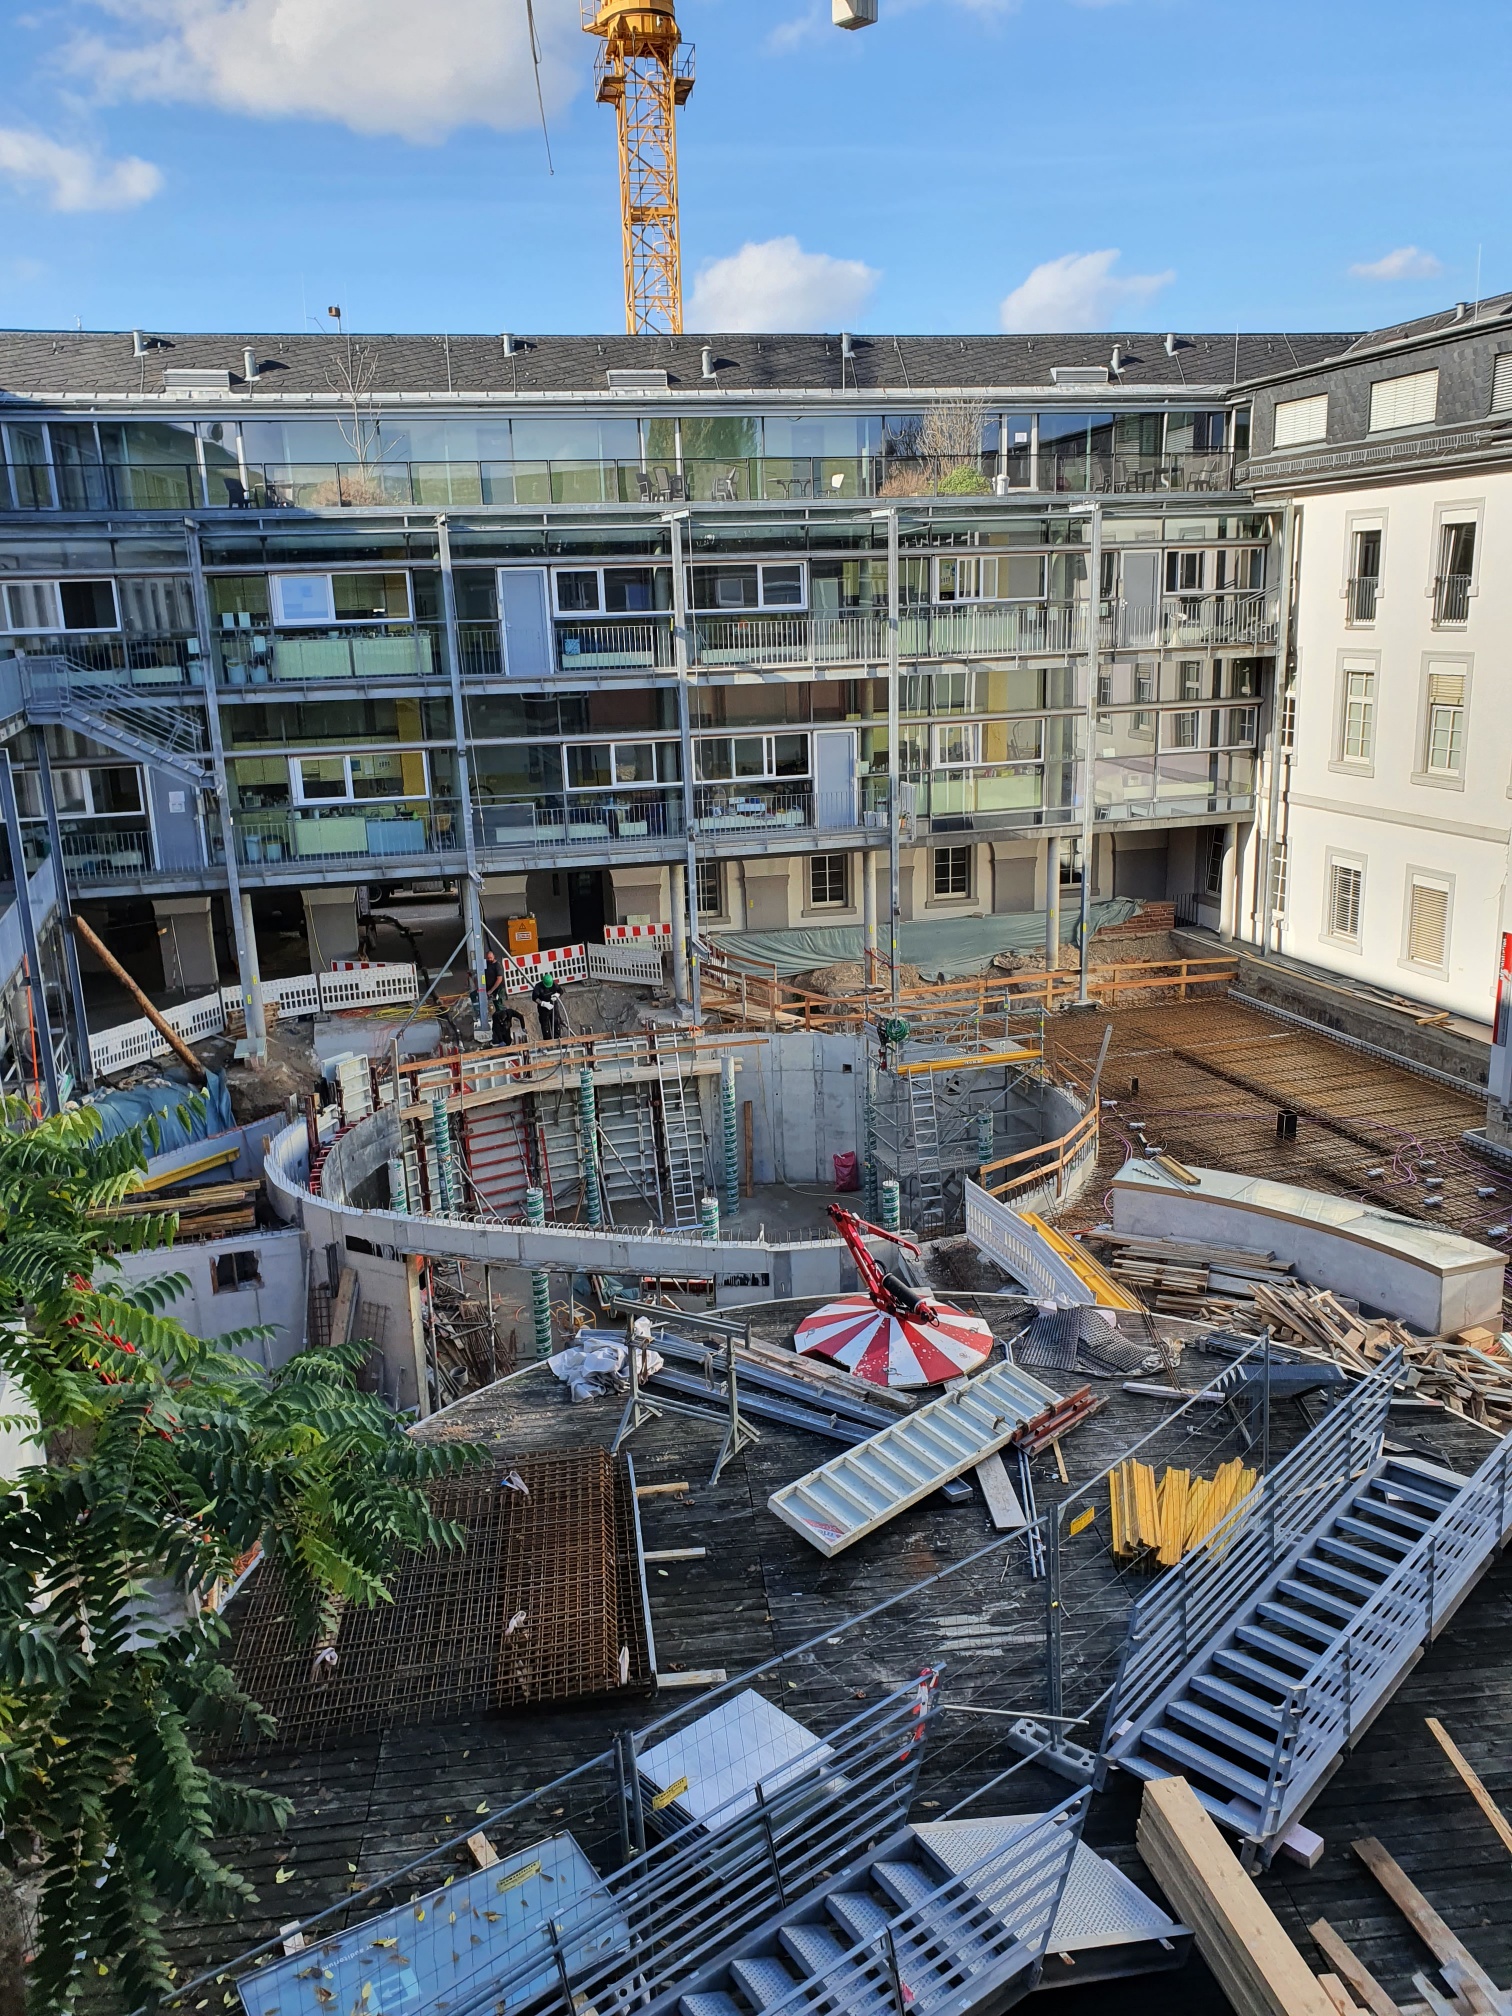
[532,970,563,1042]
[484,949,511,1045]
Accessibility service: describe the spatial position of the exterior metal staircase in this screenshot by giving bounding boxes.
[1101,1353,1512,1861]
[18,657,210,785]
[655,1036,706,1228]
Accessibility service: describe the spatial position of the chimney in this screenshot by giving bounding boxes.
[701,344,717,380]
[243,347,260,383]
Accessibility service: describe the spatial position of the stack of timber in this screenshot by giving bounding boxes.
[1239,1285,1512,1432]
[103,1179,260,1241]
[1110,1456,1257,1567]
[1081,1229,1298,1317]
[1136,1777,1345,2016]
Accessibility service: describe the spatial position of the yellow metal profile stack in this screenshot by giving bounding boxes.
[583,3,695,335]
[1109,1456,1256,1567]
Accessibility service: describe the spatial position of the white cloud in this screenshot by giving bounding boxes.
[0,128,162,209]
[688,237,880,333]
[998,248,1173,332]
[1350,246,1444,282]
[65,0,585,144]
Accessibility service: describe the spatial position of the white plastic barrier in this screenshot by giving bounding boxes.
[603,922,672,942]
[587,942,665,985]
[88,964,419,1076]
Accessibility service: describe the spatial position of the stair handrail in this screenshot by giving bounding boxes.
[747,1790,1090,2016]
[431,1673,943,2016]
[1252,1422,1512,1852]
[1100,1350,1402,1760]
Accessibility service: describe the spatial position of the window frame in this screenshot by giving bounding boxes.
[564,738,681,791]
[930,844,973,902]
[1401,871,1453,975]
[0,577,121,634]
[550,564,673,617]
[1324,854,1365,949]
[807,853,850,910]
[1413,655,1471,790]
[1368,368,1439,434]
[269,571,413,628]
[689,562,809,613]
[1272,393,1328,449]
[1333,653,1379,773]
[288,749,429,806]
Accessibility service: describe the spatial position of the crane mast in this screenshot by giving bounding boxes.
[583,3,695,336]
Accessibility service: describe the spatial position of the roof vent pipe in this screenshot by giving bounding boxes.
[501,332,516,356]
[242,347,259,382]
[132,329,147,358]
[1454,301,1470,320]
[1163,332,1178,357]
[1110,344,1123,374]
[701,344,716,380]
[840,331,855,359]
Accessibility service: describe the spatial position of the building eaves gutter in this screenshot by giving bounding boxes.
[1240,423,1512,491]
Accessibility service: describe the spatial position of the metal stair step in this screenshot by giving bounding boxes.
[824,1890,894,1947]
[1358,1491,1436,1534]
[730,1957,806,2009]
[1334,1514,1413,1555]
[1378,1463,1462,1509]
[1189,1674,1285,1728]
[1140,1726,1271,1804]
[778,1923,851,1977]
[1256,1601,1339,1648]
[1296,1555,1380,1602]
[1315,1535,1396,1579]
[870,1859,938,1911]
[1167,1698,1282,1766]
[681,1995,745,2016]
[1278,1576,1359,1625]
[1117,1751,1263,1831]
[1212,1648,1295,1695]
[1235,1623,1317,1671]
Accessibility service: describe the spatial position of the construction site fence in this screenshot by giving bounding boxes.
[1267,1416,1512,1844]
[1097,1350,1402,1759]
[701,946,1238,1032]
[88,963,420,1075]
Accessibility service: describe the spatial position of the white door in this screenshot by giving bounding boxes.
[813,728,857,829]
[1120,549,1161,646]
[498,568,552,677]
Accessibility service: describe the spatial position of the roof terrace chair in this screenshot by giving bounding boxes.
[711,468,739,501]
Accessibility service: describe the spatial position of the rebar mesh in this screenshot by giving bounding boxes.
[221,1449,651,1750]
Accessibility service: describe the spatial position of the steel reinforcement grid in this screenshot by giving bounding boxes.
[221,1449,651,1749]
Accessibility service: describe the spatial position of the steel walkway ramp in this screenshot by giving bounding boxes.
[768,1358,1057,1558]
[1101,1353,1512,1862]
[674,1796,1089,2016]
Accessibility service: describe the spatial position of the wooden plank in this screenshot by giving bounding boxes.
[1309,1919,1404,2016]
[635,1480,690,1498]
[1320,1975,1369,2016]
[1351,1839,1506,2008]
[973,1451,1027,1532]
[1138,1777,1336,2016]
[656,1669,726,1689]
[329,1267,360,1351]
[643,1548,706,1562]
[1424,1718,1512,1859]
[466,1832,498,1869]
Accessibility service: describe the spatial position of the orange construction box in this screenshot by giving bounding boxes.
[506,914,539,957]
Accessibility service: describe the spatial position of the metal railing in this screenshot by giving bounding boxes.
[694,785,878,836]
[556,618,676,670]
[229,801,462,868]
[1100,1356,1400,1759]
[475,794,684,849]
[381,1675,943,2016]
[1433,572,1472,624]
[2,635,203,686]
[692,611,889,667]
[1346,574,1379,624]
[218,626,443,686]
[55,825,156,882]
[1256,1423,1512,1845]
[751,1795,1089,2016]
[902,600,1085,657]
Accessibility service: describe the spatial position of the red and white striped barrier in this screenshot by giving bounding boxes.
[501,942,589,987]
[603,922,673,941]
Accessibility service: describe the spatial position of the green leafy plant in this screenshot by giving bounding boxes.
[0,1097,484,2013]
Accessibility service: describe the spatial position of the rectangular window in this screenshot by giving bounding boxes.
[932,846,972,899]
[1493,353,1512,414]
[1369,369,1439,432]
[694,733,809,782]
[1169,711,1200,749]
[1424,668,1466,774]
[1329,862,1363,941]
[697,859,723,918]
[933,722,981,767]
[1434,522,1475,623]
[290,752,426,804]
[1,579,119,632]
[691,563,807,611]
[1204,829,1225,896]
[1269,842,1289,920]
[1178,660,1203,701]
[1341,664,1375,762]
[271,572,411,626]
[809,854,849,908]
[1273,394,1328,447]
[1165,551,1206,593]
[213,1251,262,1293]
[1348,528,1381,623]
[1406,879,1449,967]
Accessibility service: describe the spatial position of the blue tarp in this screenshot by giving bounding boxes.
[710,900,1140,979]
[86,1070,234,1155]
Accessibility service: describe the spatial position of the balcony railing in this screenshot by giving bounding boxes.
[228,802,461,868]
[1,635,204,688]
[55,824,157,880]
[475,793,683,849]
[901,601,1085,657]
[217,626,444,686]
[1111,592,1277,648]
[694,784,884,835]
[1346,574,1379,624]
[691,612,889,668]
[1433,573,1472,625]
[1093,750,1257,820]
[556,620,675,671]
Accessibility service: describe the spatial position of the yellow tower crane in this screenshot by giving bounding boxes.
[582,3,695,337]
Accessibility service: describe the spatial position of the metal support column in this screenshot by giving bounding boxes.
[437,515,489,1033]
[0,753,59,1113]
[185,520,263,1055]
[668,509,699,1019]
[1077,502,1103,1007]
[885,506,901,1004]
[863,845,879,985]
[1258,499,1297,959]
[720,1053,739,1215]
[35,742,92,1091]
[1044,832,1061,975]
[669,861,690,1006]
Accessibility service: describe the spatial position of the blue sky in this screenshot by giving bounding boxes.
[0,0,1507,338]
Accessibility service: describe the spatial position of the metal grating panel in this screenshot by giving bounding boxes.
[915,1816,1183,1951]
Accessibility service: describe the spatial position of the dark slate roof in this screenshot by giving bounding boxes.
[0,328,1357,402]
[1339,289,1512,357]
